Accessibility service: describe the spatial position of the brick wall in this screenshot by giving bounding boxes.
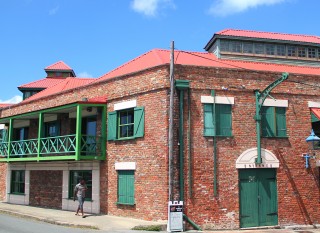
[0,63,320,228]
[0,163,7,200]
[29,170,63,209]
[174,65,320,229]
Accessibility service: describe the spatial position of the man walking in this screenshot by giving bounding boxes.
[73,178,87,218]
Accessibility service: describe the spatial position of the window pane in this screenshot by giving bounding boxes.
[118,109,134,138]
[11,170,25,194]
[308,48,316,58]
[69,171,92,199]
[266,44,275,55]
[287,46,297,57]
[276,45,286,56]
[230,41,241,53]
[297,47,306,57]
[254,43,264,54]
[120,112,128,124]
[243,42,253,53]
[220,40,229,52]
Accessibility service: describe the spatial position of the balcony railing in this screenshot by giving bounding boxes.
[0,134,103,162]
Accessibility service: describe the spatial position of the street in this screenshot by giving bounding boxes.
[0,213,149,233]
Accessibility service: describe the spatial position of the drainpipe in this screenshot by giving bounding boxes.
[175,80,190,201]
[187,89,192,198]
[179,89,184,201]
[183,214,202,231]
[211,90,218,197]
[176,80,202,230]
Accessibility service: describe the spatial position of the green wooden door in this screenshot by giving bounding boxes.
[239,169,278,228]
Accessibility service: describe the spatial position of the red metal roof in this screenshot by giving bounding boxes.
[23,77,95,103]
[0,103,13,108]
[18,77,66,89]
[96,49,320,83]
[45,61,73,71]
[215,29,320,44]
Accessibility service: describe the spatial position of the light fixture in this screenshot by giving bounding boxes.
[303,129,320,168]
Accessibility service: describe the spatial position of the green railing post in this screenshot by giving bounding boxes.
[101,105,107,160]
[75,104,82,161]
[7,119,14,161]
[37,112,44,161]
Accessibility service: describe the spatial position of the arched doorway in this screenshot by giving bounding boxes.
[236,148,279,228]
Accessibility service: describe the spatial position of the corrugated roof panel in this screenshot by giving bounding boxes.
[45,61,73,71]
[216,29,320,44]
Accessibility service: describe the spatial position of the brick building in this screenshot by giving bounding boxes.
[0,29,320,230]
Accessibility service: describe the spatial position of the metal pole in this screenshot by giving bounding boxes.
[168,41,175,201]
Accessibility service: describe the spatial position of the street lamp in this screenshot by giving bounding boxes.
[303,129,320,168]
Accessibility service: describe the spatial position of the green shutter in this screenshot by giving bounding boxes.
[204,104,214,136]
[107,111,117,141]
[118,170,135,205]
[134,107,145,138]
[216,104,232,136]
[261,107,275,137]
[275,107,287,137]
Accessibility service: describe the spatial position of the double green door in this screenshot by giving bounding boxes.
[239,169,278,228]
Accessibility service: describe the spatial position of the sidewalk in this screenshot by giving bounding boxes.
[0,202,320,233]
[0,202,166,231]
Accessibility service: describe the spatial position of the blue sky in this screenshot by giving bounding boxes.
[1,0,320,103]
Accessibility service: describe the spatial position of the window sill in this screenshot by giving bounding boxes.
[204,135,233,138]
[116,136,136,141]
[68,198,93,202]
[116,202,135,206]
[8,193,26,196]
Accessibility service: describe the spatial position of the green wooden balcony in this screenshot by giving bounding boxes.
[0,134,103,162]
[0,102,107,162]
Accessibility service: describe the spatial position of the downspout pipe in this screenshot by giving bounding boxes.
[211,90,218,197]
[176,80,202,231]
[183,214,202,231]
[175,80,190,201]
[179,89,184,201]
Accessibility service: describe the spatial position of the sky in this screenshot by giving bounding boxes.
[1,0,320,103]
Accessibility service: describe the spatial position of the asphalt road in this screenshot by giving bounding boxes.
[0,213,150,233]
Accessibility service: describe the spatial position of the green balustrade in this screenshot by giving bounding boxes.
[0,134,103,162]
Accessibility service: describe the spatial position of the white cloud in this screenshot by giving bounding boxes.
[0,95,22,104]
[131,0,175,17]
[49,5,59,16]
[209,0,287,16]
[77,71,93,78]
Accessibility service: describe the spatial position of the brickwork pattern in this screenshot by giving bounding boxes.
[29,170,63,209]
[0,63,320,229]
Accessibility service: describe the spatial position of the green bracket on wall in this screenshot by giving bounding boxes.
[254,72,289,164]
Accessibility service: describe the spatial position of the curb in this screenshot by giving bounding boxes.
[0,208,99,230]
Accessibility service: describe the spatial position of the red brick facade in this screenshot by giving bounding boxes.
[29,170,63,209]
[0,61,320,229]
[0,163,7,200]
